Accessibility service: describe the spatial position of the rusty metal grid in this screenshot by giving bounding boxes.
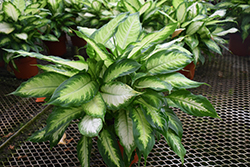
[1,50,250,167]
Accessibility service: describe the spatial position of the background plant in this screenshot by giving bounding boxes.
[6,12,220,167]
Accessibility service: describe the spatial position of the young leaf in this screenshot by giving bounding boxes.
[92,13,128,45]
[82,92,106,120]
[146,50,192,75]
[74,30,113,67]
[48,72,99,107]
[167,90,219,118]
[45,107,83,138]
[78,115,103,137]
[115,13,141,50]
[101,81,141,110]
[158,72,208,89]
[131,107,155,160]
[127,23,177,59]
[11,72,68,98]
[115,109,136,161]
[103,59,141,83]
[134,76,172,92]
[3,2,21,21]
[77,136,92,167]
[98,129,125,167]
[164,129,186,164]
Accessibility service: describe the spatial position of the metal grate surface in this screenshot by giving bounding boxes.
[1,50,250,167]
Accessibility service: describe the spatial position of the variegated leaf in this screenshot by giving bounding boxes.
[115,13,141,50]
[3,49,88,71]
[134,76,172,92]
[136,98,166,130]
[158,72,207,89]
[3,2,21,21]
[46,107,83,137]
[92,13,128,45]
[202,39,222,55]
[74,30,113,67]
[36,64,79,77]
[77,136,92,167]
[131,107,155,160]
[15,33,28,40]
[164,129,186,164]
[0,22,15,34]
[11,72,68,98]
[163,107,183,138]
[13,0,26,13]
[0,36,11,46]
[103,59,141,83]
[27,127,47,143]
[115,110,135,161]
[186,21,203,35]
[82,92,106,120]
[98,129,125,167]
[146,50,192,75]
[140,90,163,109]
[139,1,152,15]
[167,90,219,118]
[176,2,187,23]
[48,73,99,107]
[127,23,177,59]
[101,82,141,110]
[46,121,71,148]
[78,115,103,137]
[184,35,199,50]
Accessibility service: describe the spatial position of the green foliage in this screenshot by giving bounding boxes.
[8,13,219,166]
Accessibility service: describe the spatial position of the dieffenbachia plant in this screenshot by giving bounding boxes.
[159,0,238,64]
[6,12,219,167]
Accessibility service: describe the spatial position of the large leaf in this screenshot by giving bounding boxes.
[103,59,141,83]
[122,0,137,13]
[146,50,192,75]
[27,127,48,143]
[74,30,113,67]
[101,81,141,110]
[167,90,219,118]
[134,76,172,92]
[78,115,103,137]
[46,107,83,137]
[48,72,99,107]
[4,49,88,71]
[158,72,207,89]
[131,107,155,160]
[11,72,68,98]
[98,129,125,167]
[82,92,106,120]
[126,0,141,10]
[0,22,15,34]
[77,136,92,167]
[186,21,203,35]
[115,109,135,161]
[3,2,21,21]
[13,0,26,13]
[164,129,186,164]
[92,13,128,45]
[127,23,177,59]
[172,0,184,9]
[184,35,199,50]
[115,13,141,50]
[140,90,163,109]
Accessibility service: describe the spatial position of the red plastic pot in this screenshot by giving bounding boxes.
[229,33,250,56]
[179,62,196,80]
[11,57,39,79]
[43,34,67,56]
[70,34,87,47]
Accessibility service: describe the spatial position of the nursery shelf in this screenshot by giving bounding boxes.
[0,50,250,167]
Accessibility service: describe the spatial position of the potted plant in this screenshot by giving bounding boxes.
[6,13,219,166]
[0,0,51,79]
[39,0,75,56]
[217,0,250,56]
[158,0,238,78]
